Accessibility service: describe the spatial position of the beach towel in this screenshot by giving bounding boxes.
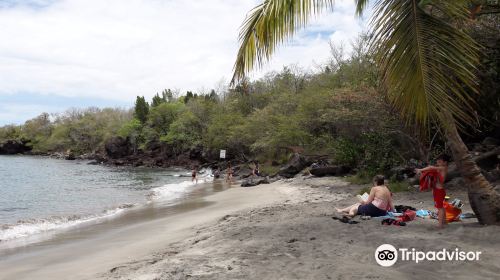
[419,170,443,191]
[416,209,430,217]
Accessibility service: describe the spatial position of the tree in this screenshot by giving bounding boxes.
[134,96,150,124]
[148,102,185,136]
[162,89,174,103]
[232,0,500,224]
[184,91,194,104]
[151,93,164,107]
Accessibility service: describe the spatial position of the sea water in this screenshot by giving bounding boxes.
[0,155,210,242]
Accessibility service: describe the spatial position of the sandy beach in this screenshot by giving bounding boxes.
[1,177,499,280]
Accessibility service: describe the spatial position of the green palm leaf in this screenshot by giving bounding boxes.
[370,0,479,129]
[231,0,335,85]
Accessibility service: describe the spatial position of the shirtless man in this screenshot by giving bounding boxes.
[416,154,450,228]
[191,167,198,184]
[226,163,233,183]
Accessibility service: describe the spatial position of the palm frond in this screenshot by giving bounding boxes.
[231,0,336,85]
[370,0,480,130]
[354,0,370,16]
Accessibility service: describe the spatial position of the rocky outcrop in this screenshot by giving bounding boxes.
[310,165,350,177]
[241,177,270,187]
[104,137,133,159]
[278,153,310,178]
[102,137,207,168]
[0,140,31,154]
[444,177,466,190]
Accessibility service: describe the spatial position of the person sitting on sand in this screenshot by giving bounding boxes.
[335,175,394,217]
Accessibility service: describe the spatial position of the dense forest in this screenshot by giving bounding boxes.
[1,18,498,179]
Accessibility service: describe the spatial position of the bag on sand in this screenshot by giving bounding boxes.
[399,210,416,222]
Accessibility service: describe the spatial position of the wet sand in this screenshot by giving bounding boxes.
[2,177,500,280]
[0,180,288,280]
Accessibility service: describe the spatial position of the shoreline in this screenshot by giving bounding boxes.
[0,156,215,246]
[1,177,499,279]
[0,179,289,280]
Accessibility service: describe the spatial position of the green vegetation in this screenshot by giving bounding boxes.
[1,2,499,224]
[387,180,410,193]
[232,0,500,224]
[259,164,280,177]
[0,36,414,175]
[1,19,498,182]
[346,174,373,186]
[0,108,132,154]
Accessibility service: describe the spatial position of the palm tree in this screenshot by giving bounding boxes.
[232,0,500,224]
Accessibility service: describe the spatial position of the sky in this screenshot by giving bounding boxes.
[0,0,368,125]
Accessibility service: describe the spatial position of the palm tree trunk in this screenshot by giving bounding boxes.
[442,114,500,225]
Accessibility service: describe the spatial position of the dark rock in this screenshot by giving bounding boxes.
[132,160,144,167]
[241,177,270,187]
[310,165,351,177]
[474,147,500,170]
[472,143,488,153]
[234,166,253,178]
[485,169,500,183]
[189,145,203,161]
[494,184,500,194]
[279,153,310,178]
[445,163,461,182]
[482,137,499,146]
[64,151,76,160]
[389,166,416,181]
[0,140,32,154]
[104,137,132,159]
[444,177,467,190]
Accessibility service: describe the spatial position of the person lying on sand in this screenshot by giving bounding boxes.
[335,175,394,217]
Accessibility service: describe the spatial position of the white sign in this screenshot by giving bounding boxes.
[220,149,226,159]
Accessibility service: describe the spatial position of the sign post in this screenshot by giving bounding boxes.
[220,149,226,159]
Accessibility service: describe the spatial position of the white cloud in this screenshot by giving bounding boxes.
[0,0,366,104]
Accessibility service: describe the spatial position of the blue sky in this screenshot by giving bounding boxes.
[0,0,368,125]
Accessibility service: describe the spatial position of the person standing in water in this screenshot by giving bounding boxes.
[252,161,260,176]
[191,167,198,184]
[226,163,233,183]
